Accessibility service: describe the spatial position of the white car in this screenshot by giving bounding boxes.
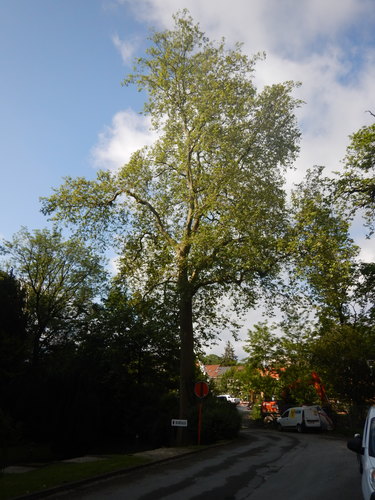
[347,405,375,500]
[217,394,241,405]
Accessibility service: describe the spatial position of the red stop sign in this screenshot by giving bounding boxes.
[194,381,209,398]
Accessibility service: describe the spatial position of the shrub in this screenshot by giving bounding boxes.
[188,398,241,445]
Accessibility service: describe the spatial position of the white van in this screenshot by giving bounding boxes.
[277,405,332,432]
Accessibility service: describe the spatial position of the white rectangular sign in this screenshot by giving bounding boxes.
[171,419,188,427]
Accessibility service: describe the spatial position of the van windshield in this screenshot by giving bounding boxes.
[369,418,375,458]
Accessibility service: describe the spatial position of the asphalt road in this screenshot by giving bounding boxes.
[55,428,362,500]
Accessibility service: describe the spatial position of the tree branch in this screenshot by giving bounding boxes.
[124,189,177,247]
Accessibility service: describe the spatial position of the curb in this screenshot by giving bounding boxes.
[10,441,232,500]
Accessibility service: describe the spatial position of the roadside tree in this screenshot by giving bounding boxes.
[41,11,301,425]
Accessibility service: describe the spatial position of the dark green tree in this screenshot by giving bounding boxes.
[310,323,375,405]
[0,270,28,380]
[2,227,107,364]
[221,341,237,366]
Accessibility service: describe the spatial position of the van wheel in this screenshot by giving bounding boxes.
[296,423,304,433]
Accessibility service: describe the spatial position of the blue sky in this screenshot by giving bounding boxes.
[0,1,144,237]
[1,0,375,357]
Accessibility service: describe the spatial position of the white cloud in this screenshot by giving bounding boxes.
[112,33,138,65]
[91,109,158,170]
[118,0,374,55]
[357,236,375,263]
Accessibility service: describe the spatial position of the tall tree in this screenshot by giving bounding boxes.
[2,227,106,364]
[41,11,301,426]
[289,167,359,326]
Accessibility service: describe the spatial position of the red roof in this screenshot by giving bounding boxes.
[204,365,244,379]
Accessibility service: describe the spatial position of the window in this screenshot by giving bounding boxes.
[369,418,375,458]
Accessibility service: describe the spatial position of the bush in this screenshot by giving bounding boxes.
[188,398,241,445]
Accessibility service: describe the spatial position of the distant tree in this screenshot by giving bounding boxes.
[221,341,237,366]
[2,227,107,364]
[41,11,301,427]
[201,353,222,365]
[244,322,283,370]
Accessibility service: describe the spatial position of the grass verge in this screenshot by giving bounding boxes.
[0,454,150,499]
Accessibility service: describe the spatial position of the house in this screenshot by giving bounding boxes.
[203,364,244,381]
[202,364,245,396]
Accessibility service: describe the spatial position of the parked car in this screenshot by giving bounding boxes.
[277,405,333,432]
[217,394,241,405]
[347,405,375,500]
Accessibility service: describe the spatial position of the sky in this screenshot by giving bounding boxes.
[1,0,374,359]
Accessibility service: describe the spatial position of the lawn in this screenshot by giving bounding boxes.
[1,454,150,499]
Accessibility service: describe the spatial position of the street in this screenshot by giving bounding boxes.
[55,428,362,500]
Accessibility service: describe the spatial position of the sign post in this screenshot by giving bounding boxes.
[194,381,209,445]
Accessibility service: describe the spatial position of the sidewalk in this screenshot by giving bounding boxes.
[5,443,228,500]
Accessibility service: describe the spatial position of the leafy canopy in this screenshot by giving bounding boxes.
[2,227,107,362]
[42,11,302,333]
[336,120,375,234]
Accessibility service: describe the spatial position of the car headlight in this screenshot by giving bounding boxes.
[369,468,375,491]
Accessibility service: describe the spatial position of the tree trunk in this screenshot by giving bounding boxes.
[176,275,195,445]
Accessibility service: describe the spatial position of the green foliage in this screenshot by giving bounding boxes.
[310,324,375,404]
[244,322,283,370]
[201,353,222,365]
[188,397,241,444]
[238,163,374,407]
[221,341,237,366]
[289,167,359,325]
[243,321,324,404]
[0,272,182,457]
[336,121,375,234]
[216,366,242,396]
[2,227,107,363]
[353,262,375,325]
